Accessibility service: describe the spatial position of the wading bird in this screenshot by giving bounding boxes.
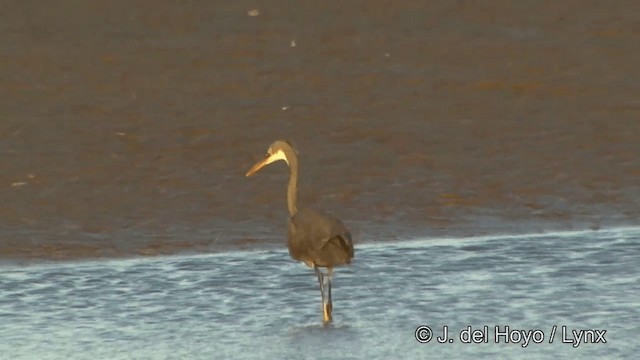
[245,140,354,323]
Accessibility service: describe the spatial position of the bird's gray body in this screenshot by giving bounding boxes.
[288,207,354,268]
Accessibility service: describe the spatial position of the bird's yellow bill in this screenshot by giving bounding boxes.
[245,156,270,177]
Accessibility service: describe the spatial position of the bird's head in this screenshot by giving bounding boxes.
[245,140,295,177]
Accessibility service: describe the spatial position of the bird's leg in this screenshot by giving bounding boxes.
[314,266,326,304]
[325,268,333,323]
[314,266,332,323]
[327,267,333,309]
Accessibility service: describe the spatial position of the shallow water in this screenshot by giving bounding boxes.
[1,227,638,359]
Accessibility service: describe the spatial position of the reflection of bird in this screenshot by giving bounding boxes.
[246,140,354,323]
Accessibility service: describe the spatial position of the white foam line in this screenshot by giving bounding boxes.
[0,246,281,271]
[361,225,640,250]
[106,225,640,262]
[2,226,638,270]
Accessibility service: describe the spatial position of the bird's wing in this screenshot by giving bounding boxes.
[290,208,347,240]
[289,208,353,266]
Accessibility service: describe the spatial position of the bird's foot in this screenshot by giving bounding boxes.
[322,302,333,323]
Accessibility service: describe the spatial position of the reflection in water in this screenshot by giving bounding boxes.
[1,227,639,359]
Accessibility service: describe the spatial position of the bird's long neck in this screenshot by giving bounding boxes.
[285,147,299,217]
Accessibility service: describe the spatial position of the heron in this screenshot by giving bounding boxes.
[245,140,354,323]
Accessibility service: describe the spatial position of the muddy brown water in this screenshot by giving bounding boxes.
[2,1,639,260]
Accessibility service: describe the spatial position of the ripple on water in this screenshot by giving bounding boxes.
[0,227,639,359]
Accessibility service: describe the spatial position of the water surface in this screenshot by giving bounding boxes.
[2,227,638,359]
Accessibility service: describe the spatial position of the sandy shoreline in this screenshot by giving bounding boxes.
[0,221,632,262]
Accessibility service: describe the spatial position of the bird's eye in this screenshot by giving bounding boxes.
[265,153,271,157]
